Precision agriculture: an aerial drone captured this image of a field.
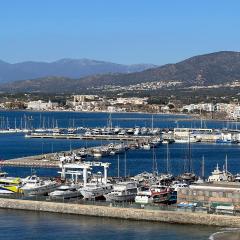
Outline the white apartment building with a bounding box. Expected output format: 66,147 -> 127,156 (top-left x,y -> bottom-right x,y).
27,100 -> 58,110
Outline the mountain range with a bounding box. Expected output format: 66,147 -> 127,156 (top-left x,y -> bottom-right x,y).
1,51 -> 240,93
0,58 -> 156,83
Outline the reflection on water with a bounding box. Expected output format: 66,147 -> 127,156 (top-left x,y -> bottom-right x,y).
0,209 -> 216,240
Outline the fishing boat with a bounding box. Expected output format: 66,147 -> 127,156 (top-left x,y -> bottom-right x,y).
150,185 -> 172,203
49,184 -> 82,199
135,185 -> 172,204
21,175 -> 59,196
104,181 -> 138,202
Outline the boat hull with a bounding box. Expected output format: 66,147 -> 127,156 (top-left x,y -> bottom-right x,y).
21,183 -> 59,196
50,190 -> 82,199
104,193 -> 136,202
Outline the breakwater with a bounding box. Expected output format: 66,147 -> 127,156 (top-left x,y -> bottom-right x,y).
1,198 -> 240,227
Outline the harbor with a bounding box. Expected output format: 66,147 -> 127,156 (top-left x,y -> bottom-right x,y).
1,111 -> 240,231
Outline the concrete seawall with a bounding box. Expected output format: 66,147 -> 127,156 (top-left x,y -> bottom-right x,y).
1,198 -> 240,227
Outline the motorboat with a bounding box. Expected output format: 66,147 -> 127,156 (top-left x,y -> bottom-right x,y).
49,184 -> 82,199
127,128 -> 134,135
135,187 -> 153,204
21,175 -> 59,196
178,172 -> 197,182
141,143 -> 151,150
92,148 -> 102,158
171,181 -> 188,192
150,137 -> 162,147
80,182 -> 113,199
104,181 -> 138,202
0,177 -> 22,194
134,127 -> 140,136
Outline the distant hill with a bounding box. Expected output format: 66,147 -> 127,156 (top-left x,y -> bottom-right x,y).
1,51 -> 240,93
0,58 -> 156,83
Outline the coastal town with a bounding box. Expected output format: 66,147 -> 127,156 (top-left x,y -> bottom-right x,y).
1,94 -> 240,120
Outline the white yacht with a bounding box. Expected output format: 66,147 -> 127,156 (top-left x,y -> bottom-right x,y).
49,184 -> 82,199
21,175 -> 59,196
208,164 -> 229,182
104,181 -> 138,202
80,182 -> 113,199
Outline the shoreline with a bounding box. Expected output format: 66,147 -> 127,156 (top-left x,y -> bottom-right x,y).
0,108 -> 235,122
1,198 -> 240,227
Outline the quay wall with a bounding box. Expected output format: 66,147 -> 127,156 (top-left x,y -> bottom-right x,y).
1,198 -> 240,227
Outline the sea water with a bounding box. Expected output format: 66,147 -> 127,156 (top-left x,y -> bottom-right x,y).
0,209 -> 218,240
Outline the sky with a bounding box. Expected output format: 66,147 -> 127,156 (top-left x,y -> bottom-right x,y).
1,0 -> 240,65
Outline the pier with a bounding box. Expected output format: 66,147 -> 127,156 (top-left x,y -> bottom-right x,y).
0,198 -> 240,227
25,133 -> 152,141
0,154 -> 60,168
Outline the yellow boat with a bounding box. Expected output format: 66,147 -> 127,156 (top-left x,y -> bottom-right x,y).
0,177 -> 23,194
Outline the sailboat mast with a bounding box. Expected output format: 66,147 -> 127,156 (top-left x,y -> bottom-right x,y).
201,155 -> 205,179
225,154 -> 228,173
124,151 -> 127,178
188,129 -> 192,173
166,143 -> 169,173
117,155 -> 120,179
152,146 -> 155,174
151,114 -> 153,132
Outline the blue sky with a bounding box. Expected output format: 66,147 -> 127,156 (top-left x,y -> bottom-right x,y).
1,0 -> 240,65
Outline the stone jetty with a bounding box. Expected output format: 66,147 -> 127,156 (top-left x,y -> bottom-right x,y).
1,198 -> 240,227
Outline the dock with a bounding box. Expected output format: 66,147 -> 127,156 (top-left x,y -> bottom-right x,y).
25,133 -> 152,141
0,153 -> 60,168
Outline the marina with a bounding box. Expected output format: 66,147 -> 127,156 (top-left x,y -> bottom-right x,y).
1,111 -> 240,240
